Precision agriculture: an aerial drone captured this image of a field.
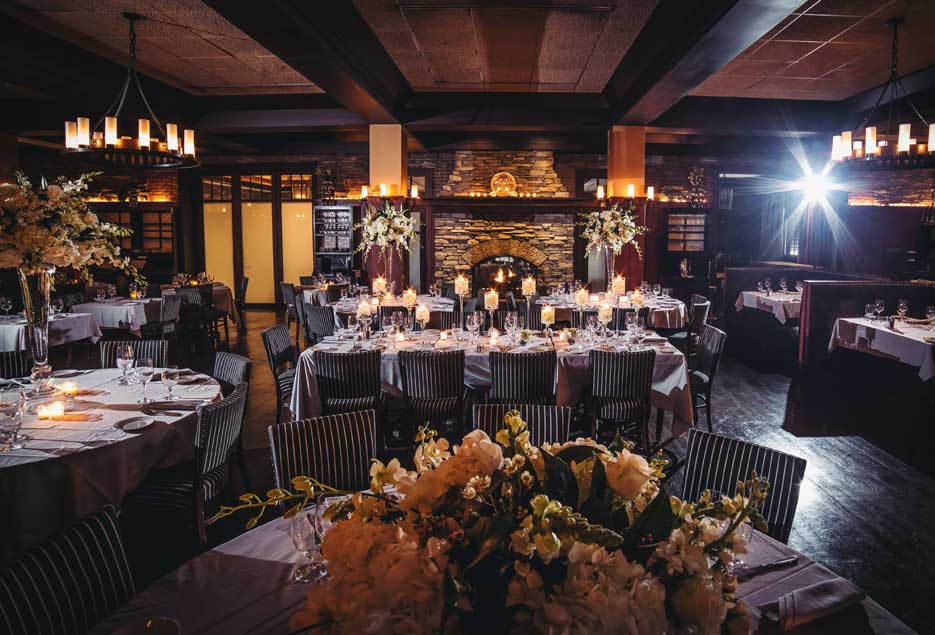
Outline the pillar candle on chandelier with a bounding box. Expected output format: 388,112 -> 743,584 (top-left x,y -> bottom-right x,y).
105,117 -> 118,147
76,117 -> 90,147
626,183 -> 635,198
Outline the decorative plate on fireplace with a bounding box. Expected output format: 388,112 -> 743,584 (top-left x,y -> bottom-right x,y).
490,172 -> 517,197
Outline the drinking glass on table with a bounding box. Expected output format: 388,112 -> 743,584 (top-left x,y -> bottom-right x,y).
290,505 -> 328,583
136,358 -> 154,404
874,298 -> 885,319
504,311 -> 518,344
346,315 -> 359,340
0,296 -> 11,316
755,281 -> 764,293
897,298 -> 909,320
116,344 -> 134,385
864,304 -> 875,320
52,298 -> 64,315
107,284 -> 117,300
635,318 -> 647,348
926,306 -> 935,330
795,280 -> 804,293
779,278 -> 788,292
95,289 -> 105,303
161,366 -> 179,401
381,315 -> 393,337
764,278 -> 772,293
652,283 -> 661,297
0,387 -> 25,452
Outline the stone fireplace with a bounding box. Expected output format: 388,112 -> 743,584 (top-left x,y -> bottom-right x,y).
472,255 -> 539,297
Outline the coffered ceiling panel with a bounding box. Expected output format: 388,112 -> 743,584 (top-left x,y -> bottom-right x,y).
3,0 -> 322,95
353,0 -> 658,92
692,0 -> 935,101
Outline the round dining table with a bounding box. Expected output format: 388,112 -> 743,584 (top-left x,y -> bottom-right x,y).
69,298 -> 161,334
0,368 -> 222,562
322,294 -> 456,329
0,313 -> 102,352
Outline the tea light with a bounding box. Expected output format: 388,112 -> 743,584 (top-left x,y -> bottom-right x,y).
415,303 -> 430,323
402,288 -> 418,308
396,331 -> 406,342
129,290 -> 139,299
541,304 -> 555,327
356,302 -> 372,318
383,291 -> 395,302
37,401 -> 65,420
612,274 -> 626,295
379,183 -> 388,197
489,328 -> 499,346
522,276 -> 537,297
439,331 -> 448,341
575,287 -> 590,309
484,289 -> 499,311
455,274 -> 469,297
57,381 -> 78,397
372,275 -> 387,294
598,303 -> 613,325
632,289 -> 644,307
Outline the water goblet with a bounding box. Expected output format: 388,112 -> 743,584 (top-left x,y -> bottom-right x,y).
864,304 -> 875,320
764,278 -> 772,293
874,298 -> 885,319
107,285 -> 117,300
52,298 -> 65,315
926,305 -> 935,330
116,344 -> 135,385
779,278 -> 788,293
897,298 -> 909,320
346,315 -> 359,340
755,281 -> 764,293
795,280 -> 804,293
0,387 -> 25,452
161,366 -> 179,401
96,289 -> 106,303
652,284 -> 661,297
136,358 -> 155,404
291,505 -> 328,583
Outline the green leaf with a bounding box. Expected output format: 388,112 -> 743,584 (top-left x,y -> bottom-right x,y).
622,488 -> 677,563
466,517 -> 514,569
542,450 -> 579,510
589,456 -> 608,501
579,459 -> 611,524
555,444 -> 607,466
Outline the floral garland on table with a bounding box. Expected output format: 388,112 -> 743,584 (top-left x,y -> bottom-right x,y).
354,200 -> 414,261
0,172 -> 141,282
217,414 -> 769,634
579,203 -> 649,258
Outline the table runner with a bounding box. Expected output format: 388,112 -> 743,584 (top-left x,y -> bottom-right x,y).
92,518 -> 910,635
0,313 -> 102,352
536,296 -> 687,329
290,334 -> 693,433
0,368 -> 221,560
70,299 -> 160,333
829,317 -> 935,382
735,291 -> 801,324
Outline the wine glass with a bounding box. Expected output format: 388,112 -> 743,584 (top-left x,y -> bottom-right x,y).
795,280 -> 804,293
467,312 -> 480,343
874,299 -> 885,319
652,284 -> 661,297
504,311 -> 518,345
107,284 -> 117,300
381,315 -> 393,337
53,298 -> 65,315
290,506 -> 328,583
897,298 -> 909,320
136,358 -> 155,404
779,278 -> 788,293
625,311 -> 638,335
926,305 -> 935,330
0,296 -> 11,317
764,278 -> 772,293
161,366 -> 179,401
864,303 -> 875,320
634,317 -> 647,348
0,387 -> 25,452
95,289 -> 105,303
116,345 -> 134,385
755,281 -> 764,293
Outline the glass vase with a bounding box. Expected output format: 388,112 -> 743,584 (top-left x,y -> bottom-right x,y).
604,248 -> 616,293
17,265 -> 54,393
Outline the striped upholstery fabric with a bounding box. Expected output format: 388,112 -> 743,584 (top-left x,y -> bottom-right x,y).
682,429 -> 807,543
196,382 -> 249,477
0,505 -> 134,635
177,286 -> 203,306
433,310 -> 455,331
589,349 -> 655,423
262,325 -> 297,421
525,297 -> 543,331
303,302 -> 337,343
268,410 -> 377,492
570,310 -> 598,329
212,351 -> 253,388
99,339 -> 168,368
0,349 -> 31,379
615,306 -> 650,330
473,404 -> 571,446
489,350 -> 557,405
399,350 -> 465,425
313,350 -> 382,415
159,293 -> 182,337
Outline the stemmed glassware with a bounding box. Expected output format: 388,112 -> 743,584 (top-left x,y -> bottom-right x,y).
95,289 -> 106,303
0,387 -> 25,452
0,296 -> 11,317
652,284 -> 661,298
864,303 -> 875,320
504,311 -> 518,346
136,357 -> 154,404
779,278 -> 788,293
107,284 -> 117,300
466,312 -> 481,346
874,298 -> 885,320
926,305 -> 935,331
795,280 -> 804,293
764,278 -> 772,294
634,317 -> 647,349
897,298 -> 909,320
290,503 -> 329,583
116,345 -> 134,385
52,298 -> 64,316
755,281 -> 764,293
161,366 -> 179,401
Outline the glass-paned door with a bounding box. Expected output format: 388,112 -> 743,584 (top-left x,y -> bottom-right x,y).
281,174 -> 315,284
202,176 -> 235,290
241,175 -> 275,303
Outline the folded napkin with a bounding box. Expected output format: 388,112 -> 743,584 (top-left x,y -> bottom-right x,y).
642,334 -> 666,343
144,400 -> 203,412
758,578 -> 865,630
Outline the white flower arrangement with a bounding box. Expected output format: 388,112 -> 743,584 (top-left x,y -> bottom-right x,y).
0,172 -> 139,281
355,200 -> 414,260
579,203 -> 649,258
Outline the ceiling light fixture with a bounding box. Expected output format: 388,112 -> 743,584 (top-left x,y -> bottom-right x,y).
831,17 -> 933,167
63,13 -> 198,169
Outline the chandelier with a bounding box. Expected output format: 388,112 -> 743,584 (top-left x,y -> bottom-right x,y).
63,13 -> 198,169
831,17 -> 933,166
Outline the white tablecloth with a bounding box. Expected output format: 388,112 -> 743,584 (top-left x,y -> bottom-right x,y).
0,313 -> 102,352
162,284 -> 240,324
0,368 -> 221,560
537,296 -> 687,329
290,334 -> 693,433
829,317 -> 935,382
735,291 -> 801,324
322,295 -> 456,329
70,299 -> 159,333
92,517 -> 910,635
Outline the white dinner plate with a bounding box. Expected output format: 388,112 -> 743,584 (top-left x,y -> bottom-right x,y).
116,416 -> 155,432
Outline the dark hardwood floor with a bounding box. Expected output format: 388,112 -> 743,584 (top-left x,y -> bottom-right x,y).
113,308 -> 933,631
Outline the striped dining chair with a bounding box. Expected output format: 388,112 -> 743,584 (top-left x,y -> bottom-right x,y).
473,403 -> 572,446
123,382 -> 249,548
99,339 -> 168,368
570,309 -> 598,329
399,350 -> 466,436
0,349 -> 31,379
313,349 -> 383,417
669,299 -> 710,355
262,324 -> 298,427
489,350 -> 557,405
589,348 -> 656,451
690,325 -> 727,433
212,351 -> 253,390
524,296 -> 543,331
0,505 -> 135,634
681,429 -> 807,543
299,301 -> 337,347
268,409 -> 377,492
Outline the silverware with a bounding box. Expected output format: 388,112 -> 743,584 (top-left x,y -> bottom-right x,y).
735,555 -> 798,581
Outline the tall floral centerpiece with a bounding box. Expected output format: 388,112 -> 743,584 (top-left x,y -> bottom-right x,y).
579,203 -> 648,293
355,201 -> 414,287
0,173 -> 137,389
218,414 -> 768,634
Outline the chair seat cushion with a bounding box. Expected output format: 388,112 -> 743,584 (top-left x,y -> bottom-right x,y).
276,368 -> 296,400
123,461 -> 230,515
594,398 -> 647,421
668,331 -> 698,343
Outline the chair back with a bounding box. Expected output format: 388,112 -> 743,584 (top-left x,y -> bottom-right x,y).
313,350 -> 382,414
197,283 -> 215,307
279,282 -> 297,308
615,306 -> 650,330
473,403 -> 571,446
589,348 -> 655,403
212,351 -> 253,387
399,350 -> 465,400
99,339 -> 168,368
571,309 -> 598,329
695,325 -> 727,380
303,303 -> 337,341
0,505 -> 134,634
325,284 -> 347,304
683,429 -> 807,543
268,410 -> 377,491
237,277 -> 249,303
1,349 -> 31,379
195,382 -> 248,478
177,286 -> 204,306
261,324 -> 298,376
525,296 -> 543,331
489,350 -> 557,404
160,293 -> 182,323
299,276 -> 316,286
690,293 -> 708,306
689,300 -> 711,334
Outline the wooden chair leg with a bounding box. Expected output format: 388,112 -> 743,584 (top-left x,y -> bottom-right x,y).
655,408 -> 665,443
223,316 -> 230,348
705,397 -> 713,432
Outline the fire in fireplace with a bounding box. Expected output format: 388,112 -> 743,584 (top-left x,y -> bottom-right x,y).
472,255 -> 539,296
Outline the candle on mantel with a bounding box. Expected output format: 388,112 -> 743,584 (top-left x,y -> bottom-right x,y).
598,303 -> 613,326
372,275 -> 387,295
454,274 -> 469,297
596,184 -> 605,200
522,276 -> 537,297
379,183 -> 388,197
402,288 -> 418,308
541,304 -> 555,327
57,381 -> 78,397
415,303 -> 430,324
484,289 -> 499,311
612,274 -> 626,295
575,287 -> 590,309
360,185 -> 369,198
627,183 -> 636,198
37,401 -> 65,420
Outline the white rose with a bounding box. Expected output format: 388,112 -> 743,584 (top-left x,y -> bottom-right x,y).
605,449 -> 653,500
454,429 -> 503,475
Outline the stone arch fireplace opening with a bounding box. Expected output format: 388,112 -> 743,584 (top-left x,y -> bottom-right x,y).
472,255 -> 539,296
